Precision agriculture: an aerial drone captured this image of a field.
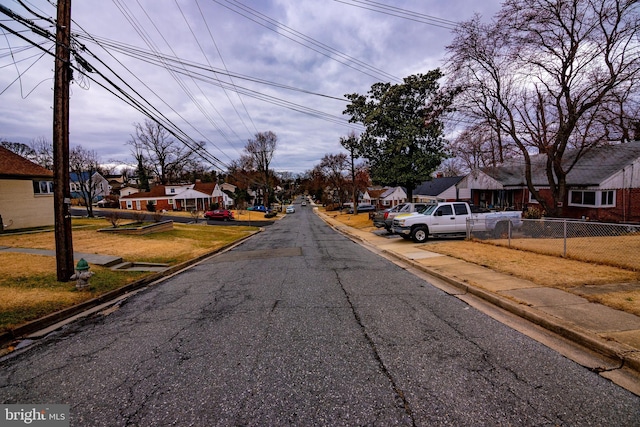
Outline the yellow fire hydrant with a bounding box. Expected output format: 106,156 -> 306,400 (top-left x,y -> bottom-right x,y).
70,258 -> 94,290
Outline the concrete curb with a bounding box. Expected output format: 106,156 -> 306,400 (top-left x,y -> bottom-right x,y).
383,250 -> 640,374
316,210 -> 640,375
0,230 -> 261,348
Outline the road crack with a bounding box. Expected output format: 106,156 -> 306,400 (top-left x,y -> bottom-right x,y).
332,269 -> 417,426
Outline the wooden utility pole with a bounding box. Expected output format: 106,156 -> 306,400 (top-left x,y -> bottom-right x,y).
53,0 -> 74,281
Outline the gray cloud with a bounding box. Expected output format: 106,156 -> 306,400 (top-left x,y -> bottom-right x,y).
0,0 -> 501,174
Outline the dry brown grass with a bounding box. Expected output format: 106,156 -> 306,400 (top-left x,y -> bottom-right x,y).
322,209 -> 377,230
425,241 -> 639,288
323,208 -> 640,316
0,220 -> 257,332
426,241 -> 640,316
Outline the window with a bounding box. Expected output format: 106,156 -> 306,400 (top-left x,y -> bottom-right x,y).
601,190 -> 615,207
569,190 -> 615,207
33,180 -> 54,195
453,203 -> 468,216
435,205 -> 453,216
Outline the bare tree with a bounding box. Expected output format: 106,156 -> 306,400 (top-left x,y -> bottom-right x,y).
69,145 -> 102,218
445,0 -> 640,215
449,122 -> 518,171
319,153 -> 350,208
29,137 -> 54,170
128,120 -> 202,185
1,140 -> 35,159
244,131 -> 278,207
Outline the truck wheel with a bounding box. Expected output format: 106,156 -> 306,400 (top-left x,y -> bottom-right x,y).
411,226 -> 429,243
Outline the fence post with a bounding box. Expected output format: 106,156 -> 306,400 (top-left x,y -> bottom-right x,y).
508,220 -> 512,247
563,219 -> 567,257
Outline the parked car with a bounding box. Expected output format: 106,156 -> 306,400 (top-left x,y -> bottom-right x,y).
347,204 -> 376,214
204,209 -> 234,221
247,205 -> 271,213
286,205 -> 295,213
372,203 -> 431,232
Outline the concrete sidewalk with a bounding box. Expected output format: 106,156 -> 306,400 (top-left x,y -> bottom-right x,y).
316,210 -> 640,387
0,246 -> 123,267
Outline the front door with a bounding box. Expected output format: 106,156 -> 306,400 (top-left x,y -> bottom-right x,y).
430,204 -> 455,233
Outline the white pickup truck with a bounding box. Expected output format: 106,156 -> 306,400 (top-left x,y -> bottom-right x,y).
391,201 -> 522,243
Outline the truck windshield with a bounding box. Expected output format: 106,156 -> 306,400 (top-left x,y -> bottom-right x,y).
421,204 -> 438,215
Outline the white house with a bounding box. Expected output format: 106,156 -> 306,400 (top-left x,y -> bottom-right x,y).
363,186 -> 407,208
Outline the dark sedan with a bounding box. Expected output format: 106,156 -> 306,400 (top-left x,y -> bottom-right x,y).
204,209 -> 234,221
247,205 -> 271,213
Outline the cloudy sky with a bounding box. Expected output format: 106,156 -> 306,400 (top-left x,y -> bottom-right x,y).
1,0 -> 501,174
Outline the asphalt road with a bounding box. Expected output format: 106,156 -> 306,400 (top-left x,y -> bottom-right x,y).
2,203 -> 639,426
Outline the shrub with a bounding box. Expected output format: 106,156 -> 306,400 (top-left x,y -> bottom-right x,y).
131,211 -> 145,223
105,211 -> 122,228
523,206 -> 544,219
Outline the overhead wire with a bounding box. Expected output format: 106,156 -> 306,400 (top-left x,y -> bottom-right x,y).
3,0 -> 428,175
332,0 -> 458,30
123,0 -> 240,165
212,0 -> 402,84
71,32 -> 357,125
194,0 -> 259,138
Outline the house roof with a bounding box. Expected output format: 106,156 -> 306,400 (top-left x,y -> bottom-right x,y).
120,185 -> 168,199
120,184 -> 212,200
413,176 -> 464,196
0,146 -> 53,179
367,188 -> 388,199
193,182 -> 217,195
482,141 -> 640,187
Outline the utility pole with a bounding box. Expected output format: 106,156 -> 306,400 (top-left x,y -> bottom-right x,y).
53,0 -> 74,281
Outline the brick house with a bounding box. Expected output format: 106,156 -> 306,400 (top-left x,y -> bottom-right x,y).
119,182 -> 228,211
457,142 -> 640,223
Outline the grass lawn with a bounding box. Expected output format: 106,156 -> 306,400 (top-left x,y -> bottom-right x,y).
323,208 -> 640,317
0,217 -> 258,333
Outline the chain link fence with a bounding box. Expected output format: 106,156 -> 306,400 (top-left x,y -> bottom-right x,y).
467,218 -> 640,271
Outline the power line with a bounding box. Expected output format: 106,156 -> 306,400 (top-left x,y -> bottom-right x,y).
212,0 -> 402,84
333,0 -> 458,30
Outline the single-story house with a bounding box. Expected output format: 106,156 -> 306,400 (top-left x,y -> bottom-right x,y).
118,182 -> 230,211
457,141 -> 640,222
412,176 -> 464,203
0,146 -> 54,230
363,186 -> 407,209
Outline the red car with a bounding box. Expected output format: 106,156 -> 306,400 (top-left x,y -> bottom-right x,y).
204,209 -> 234,221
